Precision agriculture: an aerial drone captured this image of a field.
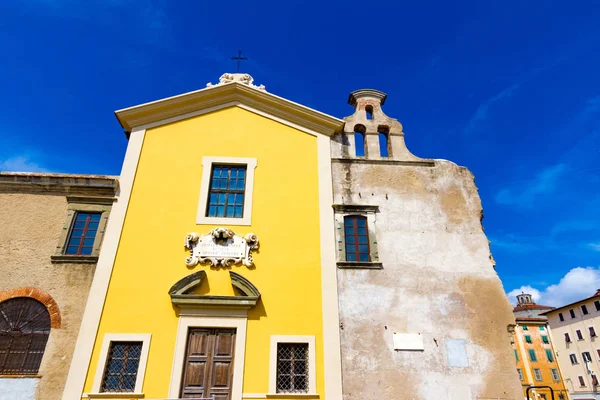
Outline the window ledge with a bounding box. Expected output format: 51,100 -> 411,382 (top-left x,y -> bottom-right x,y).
51,255 -> 99,264
337,261 -> 383,269
266,394 -> 319,398
0,375 -> 41,379
85,393 -> 144,399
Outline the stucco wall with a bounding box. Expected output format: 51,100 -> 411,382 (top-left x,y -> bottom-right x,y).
0,193 -> 97,400
332,90 -> 522,400
332,160 -> 522,399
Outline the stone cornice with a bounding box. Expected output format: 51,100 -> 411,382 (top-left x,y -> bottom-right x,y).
115,82 -> 344,136
331,158 -> 435,167
0,172 -> 118,197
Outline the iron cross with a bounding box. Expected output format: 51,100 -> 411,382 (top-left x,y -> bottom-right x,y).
231,50 -> 247,72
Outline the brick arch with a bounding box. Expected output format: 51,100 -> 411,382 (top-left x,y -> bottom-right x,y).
0,287 -> 61,328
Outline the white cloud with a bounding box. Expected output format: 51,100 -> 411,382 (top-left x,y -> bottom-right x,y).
0,156 -> 47,172
589,243 -> 600,252
507,266 -> 600,307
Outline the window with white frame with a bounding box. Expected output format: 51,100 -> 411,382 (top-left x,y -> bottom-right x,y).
196,157 -> 257,226
533,368 -> 542,381
551,368 -> 560,382
269,336 -> 316,395
91,334 -> 151,395
517,368 -> 524,381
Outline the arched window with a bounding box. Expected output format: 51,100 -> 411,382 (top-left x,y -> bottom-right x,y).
365,105 -> 373,120
0,297 -> 51,375
354,125 -> 366,157
344,215 -> 370,262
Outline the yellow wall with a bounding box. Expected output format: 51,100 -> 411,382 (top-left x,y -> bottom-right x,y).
82,107 -> 325,398
513,323 -> 569,399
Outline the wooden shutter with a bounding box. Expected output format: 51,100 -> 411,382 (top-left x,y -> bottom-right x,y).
180,328 -> 236,400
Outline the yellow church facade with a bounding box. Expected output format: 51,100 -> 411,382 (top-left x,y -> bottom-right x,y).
61,74 -> 345,400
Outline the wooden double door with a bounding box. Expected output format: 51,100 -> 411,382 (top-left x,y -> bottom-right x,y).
180,328 -> 236,400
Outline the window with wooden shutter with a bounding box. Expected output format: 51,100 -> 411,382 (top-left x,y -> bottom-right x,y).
344,216 -> 370,262
0,297 -> 50,375
579,375 -> 586,387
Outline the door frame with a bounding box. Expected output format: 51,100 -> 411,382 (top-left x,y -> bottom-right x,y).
168,313 -> 247,400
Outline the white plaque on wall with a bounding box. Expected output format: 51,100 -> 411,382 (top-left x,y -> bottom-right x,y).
393,333 -> 424,351
184,228 -> 259,268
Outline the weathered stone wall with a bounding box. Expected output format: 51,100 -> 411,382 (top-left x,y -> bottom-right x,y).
0,193 -> 97,400
0,171 -> 116,400
332,90 -> 522,400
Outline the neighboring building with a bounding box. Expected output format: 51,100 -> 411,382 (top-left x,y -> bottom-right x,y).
331,90 -> 522,399
543,291 -> 600,400
512,293 -> 569,400
0,172 -> 117,400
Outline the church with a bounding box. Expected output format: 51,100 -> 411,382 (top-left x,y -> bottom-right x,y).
1,72 -> 522,400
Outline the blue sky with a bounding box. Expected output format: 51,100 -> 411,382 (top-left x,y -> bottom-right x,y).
1,1 -> 599,306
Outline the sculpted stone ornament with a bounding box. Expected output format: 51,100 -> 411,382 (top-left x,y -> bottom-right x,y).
206,73 -> 266,91
184,228 -> 259,268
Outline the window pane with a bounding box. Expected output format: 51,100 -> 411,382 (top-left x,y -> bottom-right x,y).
217,206 -> 225,217
235,194 -> 244,205
234,206 -> 243,217
80,247 -> 93,255
358,245 -> 369,253
359,254 -> 370,262
358,236 -> 368,244
74,221 -> 86,229
356,218 -> 367,227
101,342 -> 142,393
226,206 -> 234,216
346,253 -> 357,261
357,227 -> 367,235
345,235 -> 355,244
344,227 -> 355,235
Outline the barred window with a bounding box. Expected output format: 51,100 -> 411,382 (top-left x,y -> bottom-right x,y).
344,216 -> 370,262
100,342 -> 142,393
276,343 -> 309,393
65,212 -> 101,255
0,297 -> 50,375
206,166 -> 246,218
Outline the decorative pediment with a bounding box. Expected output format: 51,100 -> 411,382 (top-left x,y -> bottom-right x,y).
184,228 -> 259,268
168,271 -> 260,310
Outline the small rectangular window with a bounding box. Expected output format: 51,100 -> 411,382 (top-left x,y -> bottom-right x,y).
551,368 -> 560,382
583,351 -> 592,362
522,325 -> 529,331
570,309 -> 576,319
590,327 -> 597,337
593,374 -> 599,386
577,330 -> 584,340
595,300 -> 600,311
276,343 -> 309,393
570,353 -> 578,364
65,212 -> 101,255
517,368 -> 524,381
582,304 -> 589,315
559,313 -> 564,322
565,333 -> 571,342
542,335 -> 549,344
344,216 -> 370,262
533,368 -> 542,381
529,349 -> 537,362
100,341 -> 142,393
525,335 -> 532,343
579,375 -> 586,387
546,349 -> 554,362
206,165 -> 246,218
539,326 -> 545,331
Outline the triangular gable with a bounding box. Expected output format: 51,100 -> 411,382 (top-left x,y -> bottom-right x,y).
115,74 -> 344,136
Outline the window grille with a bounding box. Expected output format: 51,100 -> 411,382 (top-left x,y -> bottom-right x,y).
0,297 -> 50,375
276,343 -> 309,393
206,166 -> 246,218
344,216 -> 370,262
66,212 -> 101,255
100,341 -> 142,393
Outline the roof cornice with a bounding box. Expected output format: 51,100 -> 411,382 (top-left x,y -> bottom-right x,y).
115,82 -> 344,136
0,172 -> 118,197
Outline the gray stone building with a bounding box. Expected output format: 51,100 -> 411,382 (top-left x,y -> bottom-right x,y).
331,90 -> 522,399
0,172 -> 117,400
